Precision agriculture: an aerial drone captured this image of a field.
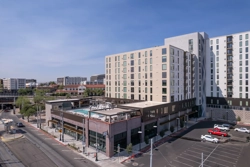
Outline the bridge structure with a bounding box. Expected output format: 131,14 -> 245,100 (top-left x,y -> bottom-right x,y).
0,93 -> 33,110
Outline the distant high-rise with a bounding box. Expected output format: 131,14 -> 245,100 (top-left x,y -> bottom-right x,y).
57,76 -> 87,86
90,74 -> 105,82
3,78 -> 26,90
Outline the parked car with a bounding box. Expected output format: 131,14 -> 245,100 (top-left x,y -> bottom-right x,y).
222,124 -> 233,129
234,127 -> 250,133
214,124 -> 229,131
16,122 -> 25,127
208,128 -> 228,137
201,135 -> 219,143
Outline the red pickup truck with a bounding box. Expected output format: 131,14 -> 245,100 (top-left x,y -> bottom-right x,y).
208,128 -> 228,137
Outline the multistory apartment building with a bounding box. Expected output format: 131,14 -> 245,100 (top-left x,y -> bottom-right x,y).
105,45 -> 195,103
3,78 -> 26,90
90,74 -> 105,83
56,76 -> 87,86
207,31 -> 249,99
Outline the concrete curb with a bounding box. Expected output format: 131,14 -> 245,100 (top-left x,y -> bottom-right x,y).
1,134 -> 24,142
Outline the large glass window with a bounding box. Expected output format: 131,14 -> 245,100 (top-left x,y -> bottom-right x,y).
162,48 -> 167,55
131,127 -> 141,146
162,80 -> 167,86
162,88 -> 167,94
162,64 -> 167,70
89,130 -> 106,153
114,132 -> 127,153
162,56 -> 167,63
162,72 -> 167,78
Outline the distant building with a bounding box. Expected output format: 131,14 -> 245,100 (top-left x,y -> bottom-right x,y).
57,76 -> 87,86
3,78 -> 26,90
0,79 -> 3,85
26,79 -> 37,88
90,74 -> 105,82
56,84 -> 105,95
80,81 -> 104,85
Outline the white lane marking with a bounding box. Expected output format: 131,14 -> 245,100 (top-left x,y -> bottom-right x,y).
172,160 -> 192,167
205,159 -> 229,167
217,145 -> 241,153
218,145 -> 242,152
178,154 -> 211,167
191,146 -> 239,157
74,158 -> 85,159
207,155 -> 237,164
199,144 -> 219,167
187,149 -> 238,161
177,156 -> 203,165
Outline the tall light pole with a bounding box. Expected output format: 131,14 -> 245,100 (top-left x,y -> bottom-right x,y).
138,131 -> 142,151
82,119 -> 85,154
150,138 -> 153,167
60,106 -> 64,142
153,125 -> 157,142
226,111 -> 229,122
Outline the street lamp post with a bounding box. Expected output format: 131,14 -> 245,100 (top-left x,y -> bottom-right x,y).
92,122 -> 99,161
60,111 -> 64,142
138,131 -> 142,151
153,125 -> 157,142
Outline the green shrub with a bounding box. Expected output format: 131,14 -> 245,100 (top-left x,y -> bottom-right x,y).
159,130 -> 165,137
126,143 -> 133,154
170,125 -> 175,133
237,116 -> 241,122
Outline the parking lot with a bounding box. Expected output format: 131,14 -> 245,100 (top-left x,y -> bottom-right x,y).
124,121 -> 250,167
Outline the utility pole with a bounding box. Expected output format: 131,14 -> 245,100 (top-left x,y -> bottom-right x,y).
150,138 -> 153,167
39,105 -> 41,129
37,105 -> 39,128
82,119 -> 85,154
201,152 -> 203,167
61,111 -> 64,142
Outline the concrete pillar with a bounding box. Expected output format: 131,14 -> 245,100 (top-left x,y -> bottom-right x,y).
75,126 -> 78,140
168,115 -> 170,130
1,103 -> 3,110
106,132 -> 114,157
85,119 -> 89,147
141,122 -> 145,143
127,120 -> 131,145
157,118 -> 160,134
79,102 -> 81,108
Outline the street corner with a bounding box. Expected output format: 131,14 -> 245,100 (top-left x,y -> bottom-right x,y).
1,133 -> 24,142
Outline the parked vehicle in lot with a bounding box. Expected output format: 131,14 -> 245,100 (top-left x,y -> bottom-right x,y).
222,124 -> 233,129
234,127 -> 250,133
201,135 -> 219,143
16,122 -> 25,127
214,124 -> 229,131
208,128 -> 228,137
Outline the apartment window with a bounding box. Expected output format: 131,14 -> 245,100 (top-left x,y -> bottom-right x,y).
123,55 -> 127,60
145,87 -> 147,93
240,74 -> 242,79
150,88 -> 153,93
150,95 -> 153,101
246,34 -> 249,39
246,80 -> 249,85
239,93 -> 242,98
150,50 -> 152,56
246,41 -> 249,46
246,61 -> 248,66
150,80 -> 153,86
246,74 -> 249,79
150,73 -> 153,78
138,73 -> 141,79
150,58 -> 152,64
138,81 -> 141,86
109,57 -> 111,62
145,58 -> 147,64
239,41 -> 242,47
131,60 -> 134,66
162,72 -> 167,78
145,73 -> 147,79
131,74 -> 134,79
171,48 -> 174,55
216,45 -> 219,50
216,57 -> 219,61
162,64 -> 167,70
130,53 -> 134,59
210,40 -> 213,45
162,96 -> 167,102
131,80 -> 134,86
240,61 -> 242,66
145,51 -> 147,57
240,67 -> 242,72
246,87 -> 249,92
246,54 -> 249,59
138,52 -> 141,58
118,56 -> 120,61
123,74 -> 127,79
150,65 -> 152,71
239,35 -> 242,40
138,59 -> 141,65
240,48 -> 242,53
162,48 -> 167,55
145,66 -> 147,72
240,101 -> 242,106
216,39 -> 219,44
246,94 -> 249,99
240,80 -> 242,85
162,88 -> 167,94
216,51 -> 219,56
246,47 -> 249,53
138,66 -> 141,72
131,94 -> 134,100
162,56 -> 167,63
246,67 -> 249,72
123,87 -> 127,92
162,80 -> 167,86
131,87 -> 134,93
131,67 -> 134,72
123,67 -> 127,73
123,61 -> 127,66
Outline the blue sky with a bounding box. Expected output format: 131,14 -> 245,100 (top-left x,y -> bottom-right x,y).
0,0 -> 249,82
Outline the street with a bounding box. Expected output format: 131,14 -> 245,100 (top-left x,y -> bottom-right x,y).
0,111 -> 99,167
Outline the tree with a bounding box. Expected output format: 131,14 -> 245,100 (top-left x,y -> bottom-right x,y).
49,81 -> 56,85
84,88 -> 91,96
58,85 -> 64,90
15,96 -> 30,109
237,116 -> 241,122
66,94 -> 71,99
170,125 -> 175,133
126,143 -> 133,155
20,103 -> 36,122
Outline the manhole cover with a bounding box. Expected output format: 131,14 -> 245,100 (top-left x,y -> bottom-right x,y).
132,162 -> 139,166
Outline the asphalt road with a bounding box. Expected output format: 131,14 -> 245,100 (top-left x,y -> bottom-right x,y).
0,111 -> 99,167
124,121 -> 250,167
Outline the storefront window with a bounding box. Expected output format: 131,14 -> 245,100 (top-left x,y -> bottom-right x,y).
89,130 -> 106,152
114,132 -> 127,154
